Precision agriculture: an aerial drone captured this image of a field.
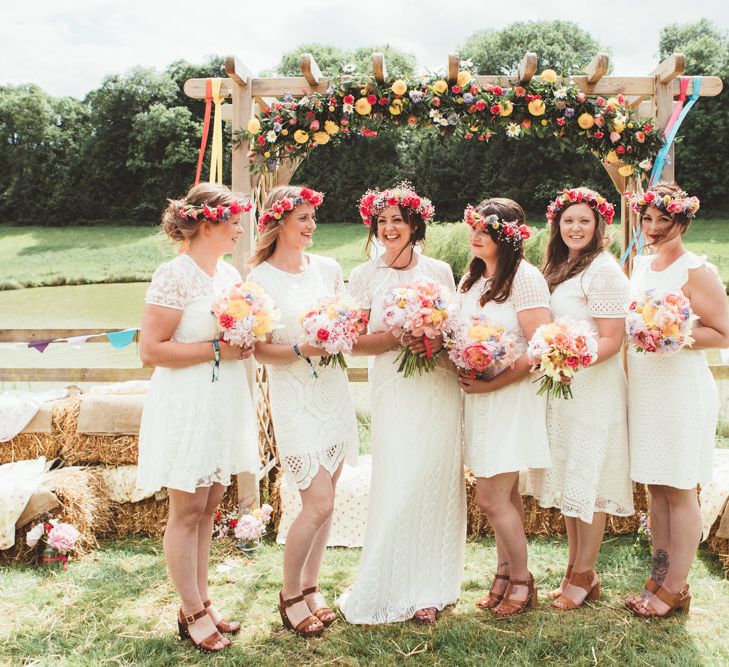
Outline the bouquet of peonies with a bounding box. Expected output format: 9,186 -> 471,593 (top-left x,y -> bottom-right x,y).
234,504 -> 274,551
299,296 -> 369,370
213,510 -> 240,541
527,318 -> 598,399
212,281 -> 279,347
448,315 -> 519,379
381,280 -> 457,377
25,519 -> 80,569
626,290 -> 695,353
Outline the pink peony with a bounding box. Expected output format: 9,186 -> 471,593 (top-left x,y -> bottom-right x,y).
46,522 -> 80,554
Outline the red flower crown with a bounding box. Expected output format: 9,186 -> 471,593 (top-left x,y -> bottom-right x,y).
464,206 -> 531,245
175,197 -> 252,222
546,188 -> 615,225
358,181 -> 434,226
625,188 -> 700,219
257,187 -> 324,233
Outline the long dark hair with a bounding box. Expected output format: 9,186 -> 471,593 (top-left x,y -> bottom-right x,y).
364,205 -> 426,266
460,198 -> 525,306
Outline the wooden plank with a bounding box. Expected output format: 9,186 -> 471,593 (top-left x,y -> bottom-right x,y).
184,78 -> 234,99
0,329 -> 138,343
299,53 -> 322,86
347,367 -> 368,382
224,55 -> 252,87
221,104 -> 233,122
586,53 -> 609,84
0,368 -> 153,382
651,53 -> 685,84
518,52 -> 537,84
447,52 -> 459,82
654,77 -> 675,181
711,365 -> 729,380
372,52 -> 387,83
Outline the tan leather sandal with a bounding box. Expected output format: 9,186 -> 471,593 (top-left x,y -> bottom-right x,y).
177,608 -> 229,653
547,563 -> 574,600
630,584 -> 691,618
278,591 -> 325,637
492,573 -> 538,618
551,569 -> 600,610
476,573 -> 509,609
625,576 -> 660,611
302,585 -> 337,625
203,598 -> 240,634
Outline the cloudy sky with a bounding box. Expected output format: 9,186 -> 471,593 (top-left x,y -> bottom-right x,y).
1,0 -> 727,99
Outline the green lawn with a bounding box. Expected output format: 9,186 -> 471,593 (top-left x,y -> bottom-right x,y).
2,535 -> 728,665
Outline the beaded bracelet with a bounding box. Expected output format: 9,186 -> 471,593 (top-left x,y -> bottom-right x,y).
293,342 -> 319,379
212,339 -> 221,382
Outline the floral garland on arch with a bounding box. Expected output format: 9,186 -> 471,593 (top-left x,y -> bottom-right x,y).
234,68 -> 663,179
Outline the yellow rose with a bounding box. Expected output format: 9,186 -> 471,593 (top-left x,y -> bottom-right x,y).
226,299 -> 250,319
578,113 -> 595,129
612,120 -> 625,133
540,69 -> 558,83
467,324 -> 490,341
541,323 -> 561,344
324,120 -> 339,136
389,99 -> 404,115
431,310 -> 443,325
263,151 -> 270,158
252,314 -> 271,338
391,79 -> 407,96
313,131 -> 330,145
605,150 -> 619,164
281,129 -> 289,136
618,164 -> 634,177
606,97 -> 621,108
641,305 -> 657,325
247,118 -> 261,134
528,99 -> 546,116
457,70 -> 472,86
664,324 -> 680,339
499,100 -> 513,117
355,98 -> 372,115
432,79 -> 448,95
293,130 -> 309,144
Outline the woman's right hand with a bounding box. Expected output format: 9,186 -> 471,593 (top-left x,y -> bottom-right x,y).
299,342 -> 329,358
219,341 -> 254,360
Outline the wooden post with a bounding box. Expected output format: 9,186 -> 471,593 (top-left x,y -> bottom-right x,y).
372,52 -> 387,83
518,52 -> 537,84
586,53 -> 609,84
651,53 -> 686,184
300,53 -> 323,86
447,52 -> 459,83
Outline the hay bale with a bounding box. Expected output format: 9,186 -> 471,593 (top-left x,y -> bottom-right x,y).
707,530 -> 729,576
58,398 -> 138,466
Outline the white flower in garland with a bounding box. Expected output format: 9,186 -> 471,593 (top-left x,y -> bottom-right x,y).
266,130 -> 277,143
342,63 -> 356,74
506,123 -> 521,138
554,86 -> 568,99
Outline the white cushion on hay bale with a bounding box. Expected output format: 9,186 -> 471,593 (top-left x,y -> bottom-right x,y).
702,449 -> 729,540
277,455 -> 371,548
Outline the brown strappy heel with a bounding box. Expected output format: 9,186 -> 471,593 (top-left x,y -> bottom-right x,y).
278,591 -> 325,637
302,586 -> 337,625
413,607 -> 438,624
551,570 -> 600,610
547,564 -> 574,600
177,608 -> 229,653
203,599 -> 241,634
625,576 -> 660,611
630,584 -> 691,618
492,573 -> 538,618
476,573 -> 509,609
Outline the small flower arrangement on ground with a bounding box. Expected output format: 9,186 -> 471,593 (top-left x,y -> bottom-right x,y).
626,290 -> 695,353
299,296 -> 369,370
25,519 -> 80,569
212,281 -> 279,347
381,280 -> 457,377
527,318 -> 598,399
213,510 -> 240,541
448,314 -> 518,379
234,504 -> 274,552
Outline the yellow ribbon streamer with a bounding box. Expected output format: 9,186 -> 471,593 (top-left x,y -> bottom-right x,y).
209,78 -> 224,185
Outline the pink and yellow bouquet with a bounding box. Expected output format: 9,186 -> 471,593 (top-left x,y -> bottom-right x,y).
300,297 -> 369,370
212,281 -> 279,347
26,518 -> 80,568
527,318 -> 598,399
626,290 -> 695,353
381,280 -> 457,377
234,504 -> 274,545
448,315 -> 518,379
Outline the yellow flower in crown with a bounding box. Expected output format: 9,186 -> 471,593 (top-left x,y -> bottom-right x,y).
457,70 -> 472,86
500,101 -> 514,117
226,299 -> 250,319
324,120 -> 340,135
247,118 -> 261,134
355,98 -> 372,115
313,131 -> 330,145
391,79 -> 408,96
578,113 -> 595,129
528,99 -> 546,116
432,79 -> 448,95
294,130 -> 310,144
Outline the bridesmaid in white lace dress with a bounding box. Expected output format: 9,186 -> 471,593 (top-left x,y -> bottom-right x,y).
137,183 -> 259,653
247,186 -> 358,637
339,183 -> 466,625
456,199 -> 551,618
528,188 -> 633,611
624,183 -> 729,618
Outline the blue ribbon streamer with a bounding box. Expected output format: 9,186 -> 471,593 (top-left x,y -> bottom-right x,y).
106,328 -> 138,349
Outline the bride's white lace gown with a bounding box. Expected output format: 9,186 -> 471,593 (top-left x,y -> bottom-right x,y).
339,254 -> 466,625
527,251 -> 634,521
247,254 -> 358,489
136,254 -> 259,495
458,260 -> 552,478
628,251 -> 719,488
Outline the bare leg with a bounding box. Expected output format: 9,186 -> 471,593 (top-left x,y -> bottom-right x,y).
549,516 -> 578,598
648,485 -> 671,588
196,483 -> 228,625
558,513 -> 605,605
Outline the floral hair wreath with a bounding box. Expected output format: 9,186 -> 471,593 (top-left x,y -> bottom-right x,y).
175,197 -> 253,222
464,205 -> 531,245
625,188 -> 700,219
546,188 -> 615,226
257,187 -> 325,233
358,181 -> 434,226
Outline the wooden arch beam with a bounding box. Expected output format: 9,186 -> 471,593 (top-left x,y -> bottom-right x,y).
518,52 -> 537,84
300,53 -> 322,86
224,55 -> 252,87
448,52 -> 459,82
651,53 -> 686,83
373,52 -> 387,83
586,53 -> 609,84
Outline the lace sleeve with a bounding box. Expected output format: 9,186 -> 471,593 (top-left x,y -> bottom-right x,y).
348,264 -> 372,309
333,263 -> 346,297
587,254 -> 630,318
511,263 -> 550,312
145,261 -> 186,310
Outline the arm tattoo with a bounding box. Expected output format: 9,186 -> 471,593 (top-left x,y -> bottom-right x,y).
651,549 -> 669,584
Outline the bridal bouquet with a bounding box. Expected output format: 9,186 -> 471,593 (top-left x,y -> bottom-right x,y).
212,281 -> 279,347
626,290 -> 695,353
25,518 -> 80,569
448,315 -> 518,379
527,318 -> 598,399
381,280 -> 457,377
299,296 -> 369,370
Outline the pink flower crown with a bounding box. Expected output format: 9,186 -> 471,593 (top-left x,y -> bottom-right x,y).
464,206 -> 531,245
625,188 -> 700,219
257,187 -> 324,233
175,197 -> 252,222
358,181 -> 434,226
546,188 -> 615,225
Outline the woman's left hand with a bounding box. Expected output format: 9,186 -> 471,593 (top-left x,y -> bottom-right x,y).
408,333 -> 444,357
457,370 -> 493,394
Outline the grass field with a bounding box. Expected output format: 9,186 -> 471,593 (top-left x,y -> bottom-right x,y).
2,535 -> 728,666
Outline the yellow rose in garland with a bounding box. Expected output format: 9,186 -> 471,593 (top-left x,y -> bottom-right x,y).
313,131 -> 330,145
500,100 -> 514,117
605,150 -> 619,164
324,120 -> 339,136
391,79 -> 407,96
618,164 -> 633,177
294,130 -> 310,144
457,70 -> 472,86
247,118 -> 261,134
355,98 -> 372,115
578,113 -> 595,130
528,99 -> 546,116
432,79 -> 448,95
389,98 -> 404,116
540,69 -> 558,83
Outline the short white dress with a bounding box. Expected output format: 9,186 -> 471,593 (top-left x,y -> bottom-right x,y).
459,260 -> 552,478
628,251 -> 720,488
247,254 -> 358,489
339,254 -> 466,625
528,252 -> 634,521
136,254 -> 259,495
